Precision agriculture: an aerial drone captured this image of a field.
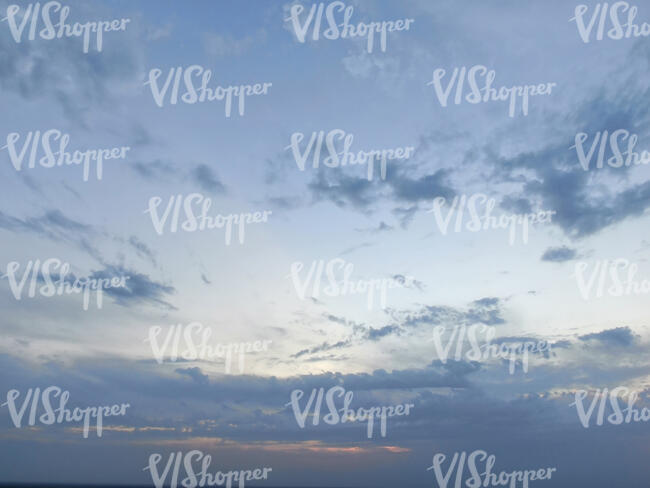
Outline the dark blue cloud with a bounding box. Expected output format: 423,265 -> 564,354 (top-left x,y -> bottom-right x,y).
90,264 -> 176,309
579,327 -> 639,348
175,366 -> 209,385
191,164 -> 226,194
541,246 -> 578,262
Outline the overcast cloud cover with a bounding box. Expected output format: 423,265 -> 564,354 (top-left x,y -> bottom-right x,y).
1,0 -> 650,486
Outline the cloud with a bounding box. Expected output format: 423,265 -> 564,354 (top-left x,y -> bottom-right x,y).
340,242 -> 374,256
176,367 -> 209,385
386,168 -> 455,203
0,322 -> 649,486
323,314 -> 354,326
89,264 -> 176,310
266,196 -> 303,210
128,123 -> 154,148
0,2 -> 143,122
130,159 -> 177,181
191,164 -> 226,195
127,236 -> 157,267
392,274 -> 425,291
305,166 -> 455,227
579,327 -> 639,348
301,354 -> 350,363
391,205 -> 418,228
289,298 -> 507,364
61,181 -> 83,201
500,195 -> 533,215
391,297 -> 506,329
293,298 -> 505,362
356,221 -> 394,233
130,161 -> 227,196
292,339 -> 353,359
367,325 -> 401,341
16,172 -> 44,196
203,32 -> 259,58
145,23 -> 173,41
264,156 -> 291,185
308,171 -> 378,211
0,209 -> 90,236
0,210 -> 161,275
482,78 -> 650,240
541,246 -> 578,263
0,209 -> 100,259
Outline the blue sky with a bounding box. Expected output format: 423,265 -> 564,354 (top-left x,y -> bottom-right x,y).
1,0 -> 650,486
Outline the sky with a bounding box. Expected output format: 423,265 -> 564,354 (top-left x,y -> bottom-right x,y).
1,0 -> 650,486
